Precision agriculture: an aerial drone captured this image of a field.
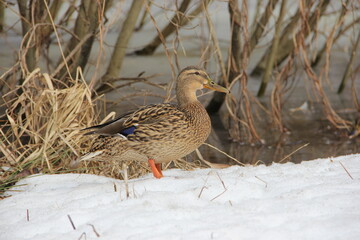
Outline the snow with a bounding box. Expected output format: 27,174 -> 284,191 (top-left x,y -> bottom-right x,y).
1,154 -> 360,240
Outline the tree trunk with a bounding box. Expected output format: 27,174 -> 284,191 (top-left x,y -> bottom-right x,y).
96,0 -> 145,93
249,0 -> 279,54
56,0 -> 102,81
257,0 -> 287,96
77,0 -> 101,70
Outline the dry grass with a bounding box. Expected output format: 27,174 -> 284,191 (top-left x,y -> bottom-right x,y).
0,68 -> 94,191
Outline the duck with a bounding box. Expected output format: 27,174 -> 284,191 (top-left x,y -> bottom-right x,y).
81,66 -> 229,178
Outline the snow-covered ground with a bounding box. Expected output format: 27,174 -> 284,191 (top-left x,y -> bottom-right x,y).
1,154 -> 360,240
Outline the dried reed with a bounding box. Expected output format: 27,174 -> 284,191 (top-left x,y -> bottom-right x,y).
0,68 -> 95,191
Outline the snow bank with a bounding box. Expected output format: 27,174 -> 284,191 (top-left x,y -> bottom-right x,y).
1,154 -> 360,240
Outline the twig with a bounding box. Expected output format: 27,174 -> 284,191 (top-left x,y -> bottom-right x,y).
43,0 -> 72,80
51,33 -> 92,78
0,129 -> 18,164
77,232 -> 86,240
145,2 -> 176,102
122,163 -> 129,198
26,209 -> 29,221
87,224 -> 101,237
249,0 -> 279,53
204,2 -> 227,84
210,172 -> 227,201
278,143 -> 310,163
67,214 -> 76,230
132,184 -> 137,199
210,189 -> 227,202
339,161 -> 353,180
195,149 -> 213,168
134,0 -> 151,31
298,1 -> 350,130
270,57 -> 293,132
216,172 -> 227,190
203,143 -> 245,166
198,175 -> 209,199
338,27 -> 360,93
255,176 -> 267,188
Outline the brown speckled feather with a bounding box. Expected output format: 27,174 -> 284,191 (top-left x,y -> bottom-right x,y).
83,103 -> 177,136
84,102 -> 210,163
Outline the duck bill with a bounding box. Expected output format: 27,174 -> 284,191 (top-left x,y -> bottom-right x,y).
204,83 -> 230,93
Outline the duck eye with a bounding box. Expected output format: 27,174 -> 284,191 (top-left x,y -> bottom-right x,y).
194,72 -> 200,75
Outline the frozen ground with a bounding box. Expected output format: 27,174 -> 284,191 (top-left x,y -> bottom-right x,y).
1,154 -> 360,240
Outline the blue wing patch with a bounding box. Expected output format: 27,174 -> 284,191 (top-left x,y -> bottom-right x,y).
120,126 -> 136,136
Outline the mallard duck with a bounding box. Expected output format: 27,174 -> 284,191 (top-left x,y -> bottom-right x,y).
81,66 -> 229,178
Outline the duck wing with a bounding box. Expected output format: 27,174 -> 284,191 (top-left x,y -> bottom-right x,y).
83,103 -> 184,137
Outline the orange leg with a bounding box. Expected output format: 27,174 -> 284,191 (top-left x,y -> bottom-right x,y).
148,159 -> 163,179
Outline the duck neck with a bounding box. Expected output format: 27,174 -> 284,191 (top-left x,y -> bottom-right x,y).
176,85 -> 199,108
